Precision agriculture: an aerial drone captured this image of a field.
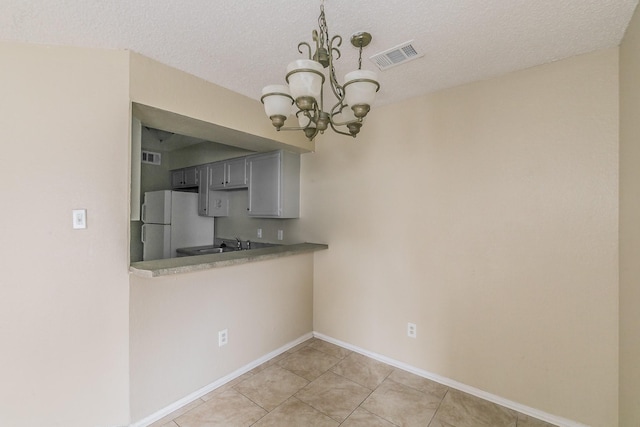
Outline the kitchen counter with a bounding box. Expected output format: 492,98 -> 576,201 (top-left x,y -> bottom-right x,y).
129,242 -> 328,278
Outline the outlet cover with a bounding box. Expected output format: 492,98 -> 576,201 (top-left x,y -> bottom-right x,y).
407,323 -> 417,338
218,329 -> 228,347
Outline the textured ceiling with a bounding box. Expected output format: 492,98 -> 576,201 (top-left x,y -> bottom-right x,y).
1,0 -> 638,108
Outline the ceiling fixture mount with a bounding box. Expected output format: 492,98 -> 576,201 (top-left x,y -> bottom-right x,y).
261,0 -> 380,141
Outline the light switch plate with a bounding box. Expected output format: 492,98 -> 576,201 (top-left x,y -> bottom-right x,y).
72,209 -> 87,229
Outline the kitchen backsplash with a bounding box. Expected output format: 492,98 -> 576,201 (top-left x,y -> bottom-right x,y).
214,190 -> 299,244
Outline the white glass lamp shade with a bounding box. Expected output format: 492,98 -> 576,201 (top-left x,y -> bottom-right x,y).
261,85 -> 293,119
344,70 -> 379,107
286,59 -> 324,102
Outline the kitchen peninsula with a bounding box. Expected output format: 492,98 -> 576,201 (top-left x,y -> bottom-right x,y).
130,242 -> 328,277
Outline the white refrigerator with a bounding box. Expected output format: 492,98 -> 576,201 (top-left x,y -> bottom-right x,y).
141,190 -> 214,261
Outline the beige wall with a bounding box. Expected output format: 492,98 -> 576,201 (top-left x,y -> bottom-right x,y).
0,43 -> 131,426
129,254 -> 314,421
296,49 -> 619,426
619,3 -> 640,426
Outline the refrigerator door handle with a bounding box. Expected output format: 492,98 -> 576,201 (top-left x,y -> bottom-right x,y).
141,224 -> 146,243
141,203 -> 147,223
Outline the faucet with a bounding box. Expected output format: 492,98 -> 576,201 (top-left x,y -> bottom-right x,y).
235,237 -> 242,250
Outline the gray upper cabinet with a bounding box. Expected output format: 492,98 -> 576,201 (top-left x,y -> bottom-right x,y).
247,150 -> 300,218
226,157 -> 248,188
197,164 -> 230,217
171,166 -> 199,188
208,162 -> 226,190
192,150 -> 300,218
197,165 -> 209,216
209,158 -> 248,190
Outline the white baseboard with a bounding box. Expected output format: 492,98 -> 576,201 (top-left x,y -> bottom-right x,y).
313,332 -> 588,427
129,332 -> 313,427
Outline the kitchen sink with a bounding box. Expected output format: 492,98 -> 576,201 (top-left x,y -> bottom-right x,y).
176,245 -> 237,256
176,241 -> 281,257
193,246 -> 236,254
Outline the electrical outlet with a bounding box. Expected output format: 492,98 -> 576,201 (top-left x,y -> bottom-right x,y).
257,228 -> 263,238
277,229 -> 284,241
218,329 -> 228,347
407,323 -> 417,338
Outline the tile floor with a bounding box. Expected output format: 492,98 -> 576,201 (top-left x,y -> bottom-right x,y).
149,338 -> 558,427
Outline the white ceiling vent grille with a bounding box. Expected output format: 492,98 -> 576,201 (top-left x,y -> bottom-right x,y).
369,40 -> 423,71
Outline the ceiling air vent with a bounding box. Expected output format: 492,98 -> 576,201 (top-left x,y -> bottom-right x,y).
369,40 -> 423,71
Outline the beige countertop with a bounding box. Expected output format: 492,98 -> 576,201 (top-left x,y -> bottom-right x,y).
129,242 -> 328,278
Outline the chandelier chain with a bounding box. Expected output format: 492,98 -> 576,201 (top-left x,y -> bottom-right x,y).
318,2 -> 344,100
318,1 -> 327,50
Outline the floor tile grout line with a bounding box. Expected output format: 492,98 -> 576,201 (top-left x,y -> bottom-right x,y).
341,405 -> 402,427
427,387 -> 450,427
282,341 -> 385,425
335,384 -> 379,426
235,362 -> 312,414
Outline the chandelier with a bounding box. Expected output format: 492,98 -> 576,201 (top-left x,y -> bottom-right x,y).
260,1 -> 380,141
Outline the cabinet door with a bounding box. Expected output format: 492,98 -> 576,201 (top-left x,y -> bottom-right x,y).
171,170 -> 185,188
184,166 -> 199,186
225,158 -> 247,188
209,162 -> 226,189
197,165 -> 210,216
248,152 -> 281,217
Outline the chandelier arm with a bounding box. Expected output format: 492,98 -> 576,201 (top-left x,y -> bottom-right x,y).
275,125 -> 315,131
341,78 -> 381,93
330,116 -> 362,127
297,42 -> 312,60
278,108 -> 319,130
277,111 -> 320,140
329,103 -> 362,127
328,100 -> 345,124
311,30 -> 322,60
274,124 -> 321,140
328,121 -> 355,137
327,35 -> 345,101
299,108 -> 320,128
